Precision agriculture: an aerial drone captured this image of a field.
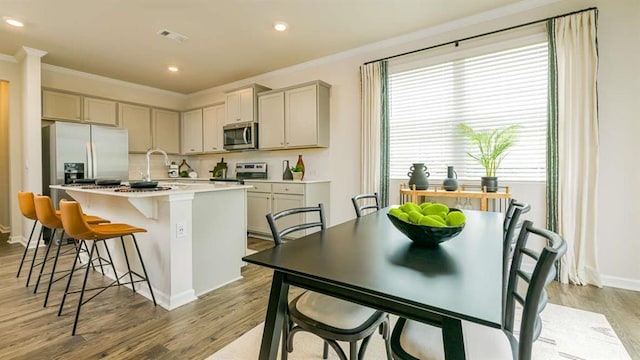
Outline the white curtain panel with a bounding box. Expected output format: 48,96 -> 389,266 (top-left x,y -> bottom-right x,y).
360,63 -> 382,195
555,11 -> 601,286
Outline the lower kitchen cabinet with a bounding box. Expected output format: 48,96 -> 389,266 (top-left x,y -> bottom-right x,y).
245,180 -> 330,239
247,191 -> 274,235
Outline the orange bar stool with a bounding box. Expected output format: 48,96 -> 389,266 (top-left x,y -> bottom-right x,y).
58,200 -> 157,336
33,195 -> 111,307
16,192 -> 46,285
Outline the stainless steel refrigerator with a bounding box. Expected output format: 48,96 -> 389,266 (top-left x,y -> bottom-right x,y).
42,122 -> 129,207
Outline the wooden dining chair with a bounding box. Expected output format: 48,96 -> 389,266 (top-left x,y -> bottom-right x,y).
390,220 -> 566,360
351,193 -> 380,218
266,204 -> 392,360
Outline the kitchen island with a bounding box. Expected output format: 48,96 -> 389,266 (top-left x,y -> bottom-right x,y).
51,182 -> 250,310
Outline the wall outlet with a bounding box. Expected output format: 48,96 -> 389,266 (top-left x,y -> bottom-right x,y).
176,222 -> 186,237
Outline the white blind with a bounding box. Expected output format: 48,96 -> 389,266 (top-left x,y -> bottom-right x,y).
389,42 -> 548,181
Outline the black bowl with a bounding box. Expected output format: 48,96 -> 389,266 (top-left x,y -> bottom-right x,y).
387,209 -> 465,247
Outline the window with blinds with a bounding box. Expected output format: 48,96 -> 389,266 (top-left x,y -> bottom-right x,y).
389,41 -> 548,181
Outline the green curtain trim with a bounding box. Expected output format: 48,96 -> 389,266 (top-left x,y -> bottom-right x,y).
379,61 -> 390,207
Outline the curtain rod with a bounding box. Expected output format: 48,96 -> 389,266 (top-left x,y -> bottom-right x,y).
363,7 -> 597,65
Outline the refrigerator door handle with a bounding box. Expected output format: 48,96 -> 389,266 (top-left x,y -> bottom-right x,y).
91,142 -> 98,178
86,142 -> 93,178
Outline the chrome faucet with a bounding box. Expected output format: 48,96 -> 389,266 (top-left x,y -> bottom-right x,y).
144,148 -> 170,181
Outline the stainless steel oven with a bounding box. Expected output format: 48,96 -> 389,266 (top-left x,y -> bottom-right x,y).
223,122 -> 258,150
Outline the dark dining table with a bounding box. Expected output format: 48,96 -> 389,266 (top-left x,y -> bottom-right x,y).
243,208 -> 503,360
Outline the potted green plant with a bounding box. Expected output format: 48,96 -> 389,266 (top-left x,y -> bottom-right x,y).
458,123 -> 519,192
291,165 -> 304,181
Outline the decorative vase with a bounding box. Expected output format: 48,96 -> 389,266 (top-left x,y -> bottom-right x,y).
296,154 -> 305,180
407,163 -> 430,190
481,176 -> 498,193
443,166 -> 458,191
282,160 -> 293,180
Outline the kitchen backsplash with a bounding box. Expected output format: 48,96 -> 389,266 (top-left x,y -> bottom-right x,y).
128,154 -> 202,180
193,148 -> 329,181
128,148 -> 329,181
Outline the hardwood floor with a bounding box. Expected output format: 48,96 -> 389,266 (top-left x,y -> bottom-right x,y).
0,233 -> 638,359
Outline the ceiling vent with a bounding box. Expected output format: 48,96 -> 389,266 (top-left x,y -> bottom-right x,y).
157,29 -> 188,42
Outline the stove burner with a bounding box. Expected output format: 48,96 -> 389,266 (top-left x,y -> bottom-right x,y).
63,183 -> 123,189
81,185 -> 124,189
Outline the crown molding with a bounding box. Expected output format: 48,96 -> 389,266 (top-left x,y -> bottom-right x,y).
14,46 -> 48,61
42,63 -> 188,99
0,52 -> 17,63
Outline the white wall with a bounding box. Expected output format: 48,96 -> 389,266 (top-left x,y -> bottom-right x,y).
185,0 -> 640,289
590,0 -> 640,290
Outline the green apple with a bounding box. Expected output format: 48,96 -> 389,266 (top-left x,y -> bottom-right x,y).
419,216 -> 446,227
446,211 -> 466,226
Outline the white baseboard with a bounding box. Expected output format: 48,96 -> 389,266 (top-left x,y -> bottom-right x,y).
513,262 -> 640,292
97,264 -> 196,311
7,235 -> 45,248
601,275 -> 640,292
7,235 -> 26,245
0,225 -> 10,234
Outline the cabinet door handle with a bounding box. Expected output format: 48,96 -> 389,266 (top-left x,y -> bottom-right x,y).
190,148 -> 195,151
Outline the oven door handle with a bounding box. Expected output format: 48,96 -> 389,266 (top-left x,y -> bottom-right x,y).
243,127 -> 249,144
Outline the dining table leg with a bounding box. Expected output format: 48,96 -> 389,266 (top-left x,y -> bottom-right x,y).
442,317 -> 466,360
259,271 -> 290,360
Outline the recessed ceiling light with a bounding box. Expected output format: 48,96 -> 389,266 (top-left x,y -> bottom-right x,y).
168,66 -> 179,72
4,18 -> 24,27
273,21 -> 288,32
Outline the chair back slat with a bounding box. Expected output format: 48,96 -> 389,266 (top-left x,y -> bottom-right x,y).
351,193 -> 380,218
520,247 -> 540,261
503,220 -> 567,360
266,204 -> 326,245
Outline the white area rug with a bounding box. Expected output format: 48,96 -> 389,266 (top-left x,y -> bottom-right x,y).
209,304 -> 631,360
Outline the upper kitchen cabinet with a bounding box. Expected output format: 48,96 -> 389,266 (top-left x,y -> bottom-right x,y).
43,90 -> 82,121
203,104 -> 225,153
258,81 -> 330,150
182,108 -> 203,154
152,109 -> 180,154
258,91 -> 285,149
119,103 -> 151,153
83,97 -> 117,126
180,104 -> 226,154
225,84 -> 271,125
43,90 -> 117,126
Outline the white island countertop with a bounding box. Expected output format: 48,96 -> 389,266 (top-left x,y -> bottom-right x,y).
51,182 -> 252,198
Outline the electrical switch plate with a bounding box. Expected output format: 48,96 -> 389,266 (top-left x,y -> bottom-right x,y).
176,222 -> 186,237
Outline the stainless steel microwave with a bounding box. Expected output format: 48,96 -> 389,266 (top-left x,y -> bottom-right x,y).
223,122 -> 258,150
